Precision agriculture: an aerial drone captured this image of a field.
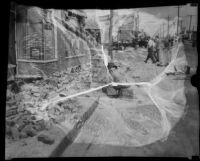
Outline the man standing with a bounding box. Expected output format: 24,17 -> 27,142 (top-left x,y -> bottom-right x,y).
144,37 -> 156,63
154,35 -> 160,62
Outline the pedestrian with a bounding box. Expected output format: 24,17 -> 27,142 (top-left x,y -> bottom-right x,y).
157,39 -> 170,67
154,35 -> 160,62
144,37 -> 156,64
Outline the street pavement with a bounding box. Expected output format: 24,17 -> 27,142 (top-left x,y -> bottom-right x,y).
59,43 -> 199,157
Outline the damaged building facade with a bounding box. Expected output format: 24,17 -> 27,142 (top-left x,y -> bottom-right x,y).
9,4 -> 91,79
85,18 -> 101,45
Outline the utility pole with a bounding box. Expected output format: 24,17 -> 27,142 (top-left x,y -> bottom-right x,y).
108,10 -> 114,62
163,23 -> 165,38
167,16 -> 170,37
135,13 -> 137,31
175,6 -> 181,35
188,15 -> 195,33
14,2 -> 18,76
177,6 -> 180,35
160,25 -> 162,38
180,19 -> 182,33
136,11 -> 139,31
135,11 -> 138,31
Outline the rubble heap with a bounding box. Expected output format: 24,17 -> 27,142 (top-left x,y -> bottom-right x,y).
6,69 -> 91,142
47,98 -> 83,125
6,87 -> 48,140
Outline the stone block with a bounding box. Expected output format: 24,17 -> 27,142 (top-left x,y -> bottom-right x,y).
37,133 -> 55,145
10,126 -> 20,140
6,109 -> 18,118
21,125 -> 37,137
120,88 -> 134,98
102,86 -> 119,97
6,100 -> 16,107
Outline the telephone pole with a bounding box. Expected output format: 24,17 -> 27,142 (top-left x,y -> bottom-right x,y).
188,15 -> 195,33
177,6 -> 180,35
160,25 -> 162,38
135,10 -> 139,31
137,11 -> 139,31
163,23 -> 165,38
180,19 -> 183,33
175,6 -> 181,35
166,16 -> 171,37
108,10 -> 114,61
159,25 -> 161,38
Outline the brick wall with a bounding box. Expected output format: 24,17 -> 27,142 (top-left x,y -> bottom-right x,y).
17,61 -> 59,76
56,27 -> 90,71
23,29 -> 55,60
17,6 -> 91,77
44,29 -> 55,60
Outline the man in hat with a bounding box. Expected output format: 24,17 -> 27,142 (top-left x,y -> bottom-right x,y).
154,35 -> 160,62
144,37 -> 156,63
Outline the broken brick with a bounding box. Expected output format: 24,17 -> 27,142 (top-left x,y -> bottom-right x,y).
30,115 -> 37,120
21,125 -> 37,137
120,88 -> 134,98
36,120 -> 46,130
17,122 -> 26,132
53,114 -> 66,124
10,82 -> 21,93
10,126 -> 20,140
53,72 -> 60,77
6,100 -> 16,107
6,109 -> 18,118
33,93 -> 40,97
37,133 -> 55,145
102,86 -> 119,97
19,132 -> 28,139
59,93 -> 66,97
44,120 -> 53,130
24,103 -> 34,108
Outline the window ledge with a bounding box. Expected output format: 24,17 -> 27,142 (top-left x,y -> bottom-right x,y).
15,74 -> 43,79
17,59 -> 58,63
65,55 -> 85,59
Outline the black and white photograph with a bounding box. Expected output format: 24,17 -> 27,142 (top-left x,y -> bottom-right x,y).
5,1 -> 198,158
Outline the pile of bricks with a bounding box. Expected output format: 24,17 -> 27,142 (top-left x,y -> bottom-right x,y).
47,98 -> 82,125
6,97 -> 48,140
5,69 -> 92,141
